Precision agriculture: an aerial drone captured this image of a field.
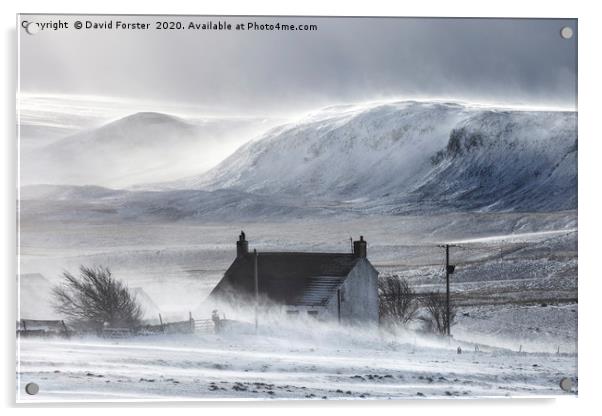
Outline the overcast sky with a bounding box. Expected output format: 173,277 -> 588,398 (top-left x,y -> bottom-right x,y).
19,16 -> 577,116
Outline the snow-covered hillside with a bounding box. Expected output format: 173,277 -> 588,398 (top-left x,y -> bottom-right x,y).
176,101 -> 577,213
21,112 -> 272,188
406,110 -> 577,212
20,101 -> 577,220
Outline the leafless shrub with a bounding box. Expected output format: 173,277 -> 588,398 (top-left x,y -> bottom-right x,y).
419,291 -> 457,336
378,275 -> 419,328
52,266 -> 142,330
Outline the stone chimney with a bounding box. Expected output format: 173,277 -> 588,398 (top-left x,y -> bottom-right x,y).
353,235 -> 367,258
236,231 -> 248,258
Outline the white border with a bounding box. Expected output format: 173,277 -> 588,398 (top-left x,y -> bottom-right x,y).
3,0 -> 601,414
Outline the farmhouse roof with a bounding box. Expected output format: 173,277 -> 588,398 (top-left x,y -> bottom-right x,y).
209,252 -> 361,307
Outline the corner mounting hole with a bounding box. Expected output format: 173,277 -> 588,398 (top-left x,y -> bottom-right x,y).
559,377 -> 572,392
25,382 -> 39,395
25,22 -> 40,35
560,26 -> 573,40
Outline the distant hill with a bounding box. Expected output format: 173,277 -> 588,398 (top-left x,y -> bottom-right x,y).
19,101 -> 577,220
21,112 -> 270,188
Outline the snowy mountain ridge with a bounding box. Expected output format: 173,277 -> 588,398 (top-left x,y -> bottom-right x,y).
21,100 -> 577,218
171,100 -> 577,213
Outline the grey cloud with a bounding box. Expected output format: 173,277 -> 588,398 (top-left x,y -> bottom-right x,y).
19,16 -> 577,115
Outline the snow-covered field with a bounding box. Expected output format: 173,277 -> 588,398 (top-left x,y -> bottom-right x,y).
17,213 -> 578,401
17,321 -> 577,402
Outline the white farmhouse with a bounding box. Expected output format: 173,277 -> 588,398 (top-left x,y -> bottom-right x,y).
208,232 -> 379,325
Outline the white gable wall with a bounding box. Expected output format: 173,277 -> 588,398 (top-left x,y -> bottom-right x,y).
325,259 -> 379,325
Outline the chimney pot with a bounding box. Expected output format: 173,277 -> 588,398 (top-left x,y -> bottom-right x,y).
236,231 -> 248,258
353,236 -> 367,258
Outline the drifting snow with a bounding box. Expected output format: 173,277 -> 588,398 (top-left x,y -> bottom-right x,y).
20,112 -> 274,188
17,316 -> 577,402
16,99 -> 578,401
20,100 -> 577,221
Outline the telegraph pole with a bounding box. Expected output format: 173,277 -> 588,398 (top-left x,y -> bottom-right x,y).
445,244 -> 450,336
254,249 -> 259,333
438,244 -> 456,336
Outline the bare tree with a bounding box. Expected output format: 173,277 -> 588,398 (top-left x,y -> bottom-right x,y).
419,291 -> 457,336
378,275 -> 419,327
52,266 -> 142,330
